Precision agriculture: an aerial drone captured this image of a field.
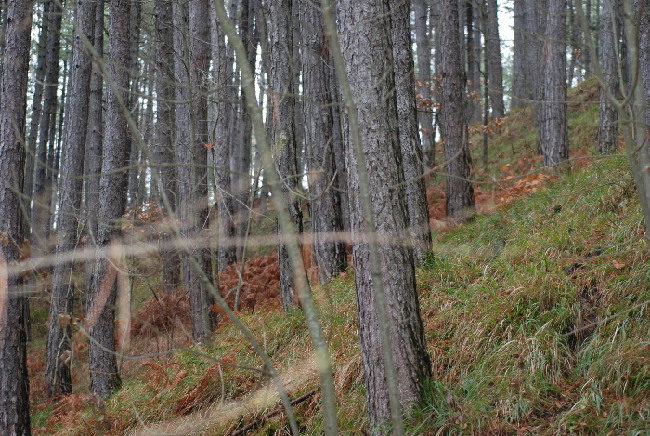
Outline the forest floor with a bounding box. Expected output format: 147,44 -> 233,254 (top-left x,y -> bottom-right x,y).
28,79 -> 649,435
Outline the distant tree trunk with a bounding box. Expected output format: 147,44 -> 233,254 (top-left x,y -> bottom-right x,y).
465,0 -> 481,123
413,0 -> 435,167
390,0 -> 432,263
337,0 -> 433,429
268,0 -> 306,309
485,0 -> 505,118
598,0 -> 619,154
87,0 -> 131,399
24,3 -> 49,240
126,0 -> 142,211
300,0 -> 347,282
524,0 -> 542,105
187,0 -> 216,338
568,0 -> 581,86
539,0 -> 569,167
0,1 -> 33,434
84,0 -> 104,242
32,0 -> 62,252
210,6 -> 237,271
439,0 -> 475,221
45,0 -> 96,398
512,0 -> 527,108
153,0 -> 180,292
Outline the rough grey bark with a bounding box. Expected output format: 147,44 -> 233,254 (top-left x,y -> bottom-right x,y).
32,0 -> 62,251
539,0 -> 568,167
512,0 -> 527,108
524,0 -> 542,104
210,6 -> 237,271
84,0 -> 104,242
153,0 -> 180,291
413,0 -> 435,167
598,0 -> 619,154
87,0 -> 131,399
637,0 -> 650,128
465,0 -> 481,123
0,1 -> 33,434
268,0 -> 305,309
126,0 -> 142,210
439,0 -> 475,221
337,0 -> 432,429
45,0 -> 96,398
390,0 -> 432,263
300,0 -> 346,281
485,0 -> 505,118
329,65 -> 350,233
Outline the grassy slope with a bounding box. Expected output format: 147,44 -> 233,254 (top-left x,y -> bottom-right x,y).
33,80 -> 649,435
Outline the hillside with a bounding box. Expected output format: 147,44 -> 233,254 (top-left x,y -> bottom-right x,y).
29,80 -> 649,435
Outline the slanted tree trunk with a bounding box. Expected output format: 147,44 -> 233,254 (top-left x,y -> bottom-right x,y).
0,0 -> 33,433
337,0 -> 433,429
300,0 -> 347,282
87,0 -> 131,399
484,0 -> 505,118
598,0 -> 619,154
539,0 -> 569,167
390,0 -> 432,263
153,0 -> 180,291
45,0 -> 96,398
439,0 -> 475,221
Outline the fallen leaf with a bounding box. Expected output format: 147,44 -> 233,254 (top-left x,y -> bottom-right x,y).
613,259 -> 625,269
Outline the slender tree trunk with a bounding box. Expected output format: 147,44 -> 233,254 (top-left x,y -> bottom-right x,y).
512,0 -> 527,108
87,0 -> 131,399
337,0 -> 433,429
45,0 -> 96,398
413,0 -> 435,169
300,0 -> 347,282
153,0 -> 180,291
84,0 -> 104,242
598,0 -> 619,154
389,0 -> 432,263
0,1 -> 33,434
484,0 -> 505,118
539,0 -> 569,167
439,0 -> 475,221
465,0 -> 481,123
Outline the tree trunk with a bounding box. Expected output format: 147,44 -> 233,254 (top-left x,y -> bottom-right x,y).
87,0 -> 131,399
45,0 -> 96,398
300,0 -> 347,282
153,0 -> 180,292
337,0 -> 432,429
539,0 -> 569,167
439,0 -> 475,221
512,0 -> 527,108
413,0 -> 435,168
0,1 -> 33,434
389,0 -> 432,263
598,0 -> 619,154
484,0 -> 505,118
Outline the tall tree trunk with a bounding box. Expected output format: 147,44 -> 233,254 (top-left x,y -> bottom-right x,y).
484,0 -> 505,118
390,0 -> 432,263
598,0 -> 619,154
210,7 -> 237,272
87,0 -> 131,399
539,0 -> 569,167
337,0 -> 433,429
413,0 -> 435,169
84,0 -> 104,242
153,0 -> 180,291
0,0 -> 33,433
465,0 -> 481,123
268,0 -> 306,309
439,0 -> 476,221
300,0 -> 347,282
45,0 -> 96,398
512,0 -> 527,108
126,0 -> 142,211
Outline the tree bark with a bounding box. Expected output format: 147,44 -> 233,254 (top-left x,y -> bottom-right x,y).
484,0 -> 505,118
87,0 -> 131,399
300,0 -> 347,282
413,0 -> 436,168
539,0 -> 569,167
45,0 -> 96,398
0,0 -> 33,433
337,0 -> 432,429
598,0 -> 619,154
389,0 -> 432,263
512,0 -> 527,108
439,0 -> 475,221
